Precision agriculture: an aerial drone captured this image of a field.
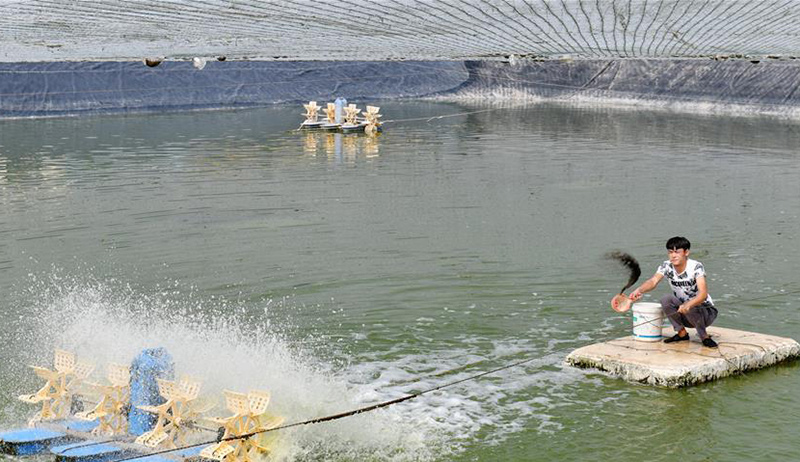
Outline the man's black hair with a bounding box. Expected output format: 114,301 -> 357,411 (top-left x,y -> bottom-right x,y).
666,236 -> 691,251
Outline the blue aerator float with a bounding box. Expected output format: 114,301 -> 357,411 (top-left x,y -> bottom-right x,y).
0,349 -> 284,462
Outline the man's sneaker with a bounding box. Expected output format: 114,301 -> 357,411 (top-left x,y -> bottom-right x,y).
702,337 -> 718,348
664,333 -> 690,343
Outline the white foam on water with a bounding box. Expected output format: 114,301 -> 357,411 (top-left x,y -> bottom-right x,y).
4,274 -> 447,461
345,334 -> 601,448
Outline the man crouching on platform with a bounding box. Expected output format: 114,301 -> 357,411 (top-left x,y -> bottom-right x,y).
629,236 -> 719,348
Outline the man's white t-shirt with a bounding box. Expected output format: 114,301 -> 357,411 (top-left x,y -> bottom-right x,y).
656,258 -> 714,306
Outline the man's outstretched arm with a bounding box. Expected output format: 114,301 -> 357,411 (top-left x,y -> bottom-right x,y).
630,272 -> 663,301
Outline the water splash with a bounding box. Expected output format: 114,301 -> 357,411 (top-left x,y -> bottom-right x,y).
2,273 -> 445,461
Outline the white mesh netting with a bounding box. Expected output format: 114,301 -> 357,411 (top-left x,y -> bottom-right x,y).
3,0 -> 800,62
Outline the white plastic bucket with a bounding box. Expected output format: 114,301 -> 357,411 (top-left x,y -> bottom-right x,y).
631,302 -> 664,342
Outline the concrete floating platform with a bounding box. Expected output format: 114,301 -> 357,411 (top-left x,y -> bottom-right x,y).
566,327 -> 800,388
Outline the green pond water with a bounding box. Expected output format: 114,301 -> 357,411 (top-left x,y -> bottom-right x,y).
0,102 -> 798,461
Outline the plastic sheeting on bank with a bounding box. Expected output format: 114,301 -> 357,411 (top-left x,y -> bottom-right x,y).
4,59 -> 800,119
0,61 -> 469,119
450,59 -> 800,110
